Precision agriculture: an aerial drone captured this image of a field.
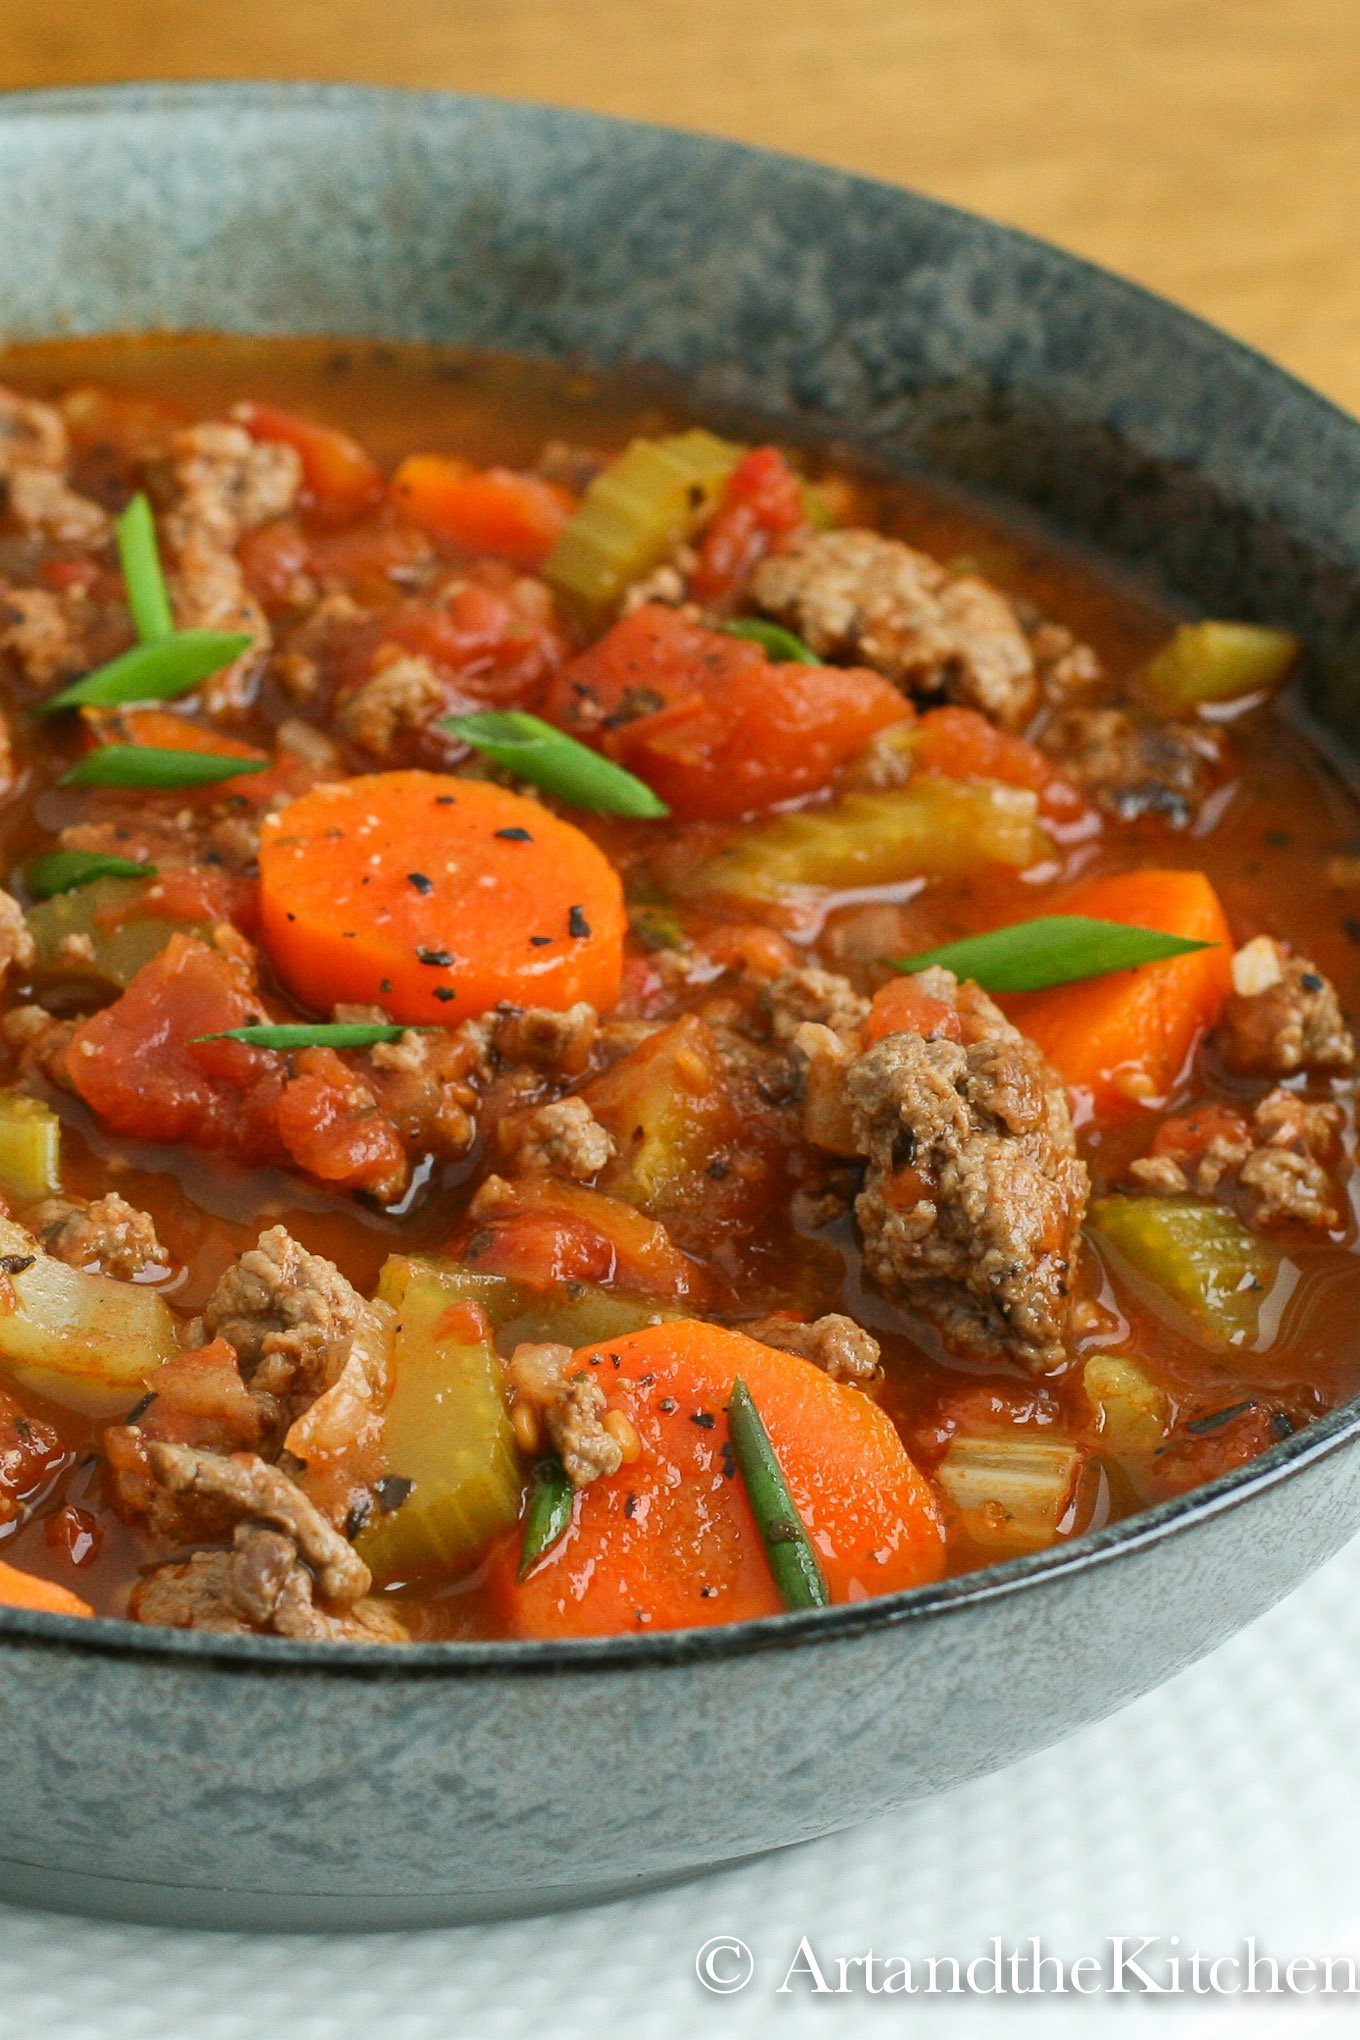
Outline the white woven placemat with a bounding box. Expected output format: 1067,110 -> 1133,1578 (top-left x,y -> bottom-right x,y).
3,1535 -> 1359,2039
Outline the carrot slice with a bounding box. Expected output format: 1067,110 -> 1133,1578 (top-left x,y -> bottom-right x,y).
1003,869 -> 1233,1115
0,1557 -> 92,1619
390,457 -> 573,568
89,707 -> 268,762
493,1320 -> 945,1637
258,771 -> 626,1025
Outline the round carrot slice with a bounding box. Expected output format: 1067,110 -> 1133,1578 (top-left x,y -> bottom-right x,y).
492,1321 -> 945,1637
258,771 -> 626,1024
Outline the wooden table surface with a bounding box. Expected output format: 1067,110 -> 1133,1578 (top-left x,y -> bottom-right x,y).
5,0 -> 1359,412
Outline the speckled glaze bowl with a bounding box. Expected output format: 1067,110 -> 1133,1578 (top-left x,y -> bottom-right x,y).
2,82 -> 1360,1931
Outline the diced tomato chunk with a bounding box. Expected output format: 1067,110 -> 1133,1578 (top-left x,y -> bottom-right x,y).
865,976 -> 963,1045
390,456 -> 573,569
456,1178 -> 708,1303
690,446 -> 808,603
1149,1103 -> 1252,1165
62,934 -> 288,1164
914,706 -> 1089,828
275,1047 -> 406,1197
544,602 -> 911,819
236,401 -> 384,520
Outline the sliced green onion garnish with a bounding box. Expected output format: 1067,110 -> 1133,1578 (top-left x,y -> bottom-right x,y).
41,631 -> 255,716
116,492 -> 175,643
518,1458 -> 575,1578
442,710 -> 669,820
727,1377 -> 829,1612
60,745 -> 270,789
720,618 -> 821,664
894,915 -> 1212,995
26,849 -> 157,899
193,1023 -> 427,1050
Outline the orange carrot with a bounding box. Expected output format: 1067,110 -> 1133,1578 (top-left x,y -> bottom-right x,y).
88,707 -> 268,762
236,401 -> 383,520
0,1557 -> 92,1619
1004,868 -> 1233,1115
258,770 -> 626,1025
493,1320 -> 945,1637
390,457 -> 573,568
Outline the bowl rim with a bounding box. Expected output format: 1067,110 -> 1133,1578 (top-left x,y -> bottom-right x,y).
1,77 -> 1358,1676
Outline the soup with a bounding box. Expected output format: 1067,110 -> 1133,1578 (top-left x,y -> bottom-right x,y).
0,336 -> 1352,1641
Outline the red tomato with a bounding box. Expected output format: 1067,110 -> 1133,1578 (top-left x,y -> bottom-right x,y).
690,446 -> 808,602
544,603 -> 911,819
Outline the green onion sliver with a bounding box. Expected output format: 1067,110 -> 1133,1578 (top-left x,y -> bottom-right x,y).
26,849 -> 157,899
116,492 -> 175,643
518,1458 -> 575,1579
720,618 -> 821,664
894,915 -> 1212,996
60,745 -> 270,790
442,710 -> 669,819
41,631 -> 255,716
193,1022 -> 428,1050
727,1377 -> 829,1612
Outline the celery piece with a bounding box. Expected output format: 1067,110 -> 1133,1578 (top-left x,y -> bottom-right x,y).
702,776 -> 1051,898
355,1258 -> 525,1582
1083,1353 -> 1168,1454
26,876 -> 211,992
1140,621 -> 1299,713
936,1434 -> 1084,1555
544,429 -> 742,610
0,1093 -> 60,1204
1087,1195 -> 1285,1352
0,1216 -> 177,1416
403,1258 -> 675,1352
585,1017 -> 729,1218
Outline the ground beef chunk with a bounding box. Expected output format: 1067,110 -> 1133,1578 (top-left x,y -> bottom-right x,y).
160,421 -> 302,552
0,888 -> 34,985
1131,1087 -> 1345,1231
762,965 -> 869,1047
1028,620 -> 1104,701
505,1341 -> 638,1488
845,967 -> 1088,1371
339,652 -> 447,760
1239,1146 -> 1341,1230
202,1225 -> 393,1439
2,1003 -> 76,1087
7,465 -> 110,547
1041,705 -> 1221,825
0,387 -> 68,473
169,531 -> 270,716
493,1001 -> 599,1077
516,1096 -> 615,1181
0,585 -> 90,687
143,1442 -> 370,1604
745,1311 -> 882,1383
1216,938 -> 1354,1076
129,1531 -> 407,1642
328,1009 -> 489,1161
750,528 -> 1038,729
28,1192 -> 169,1281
